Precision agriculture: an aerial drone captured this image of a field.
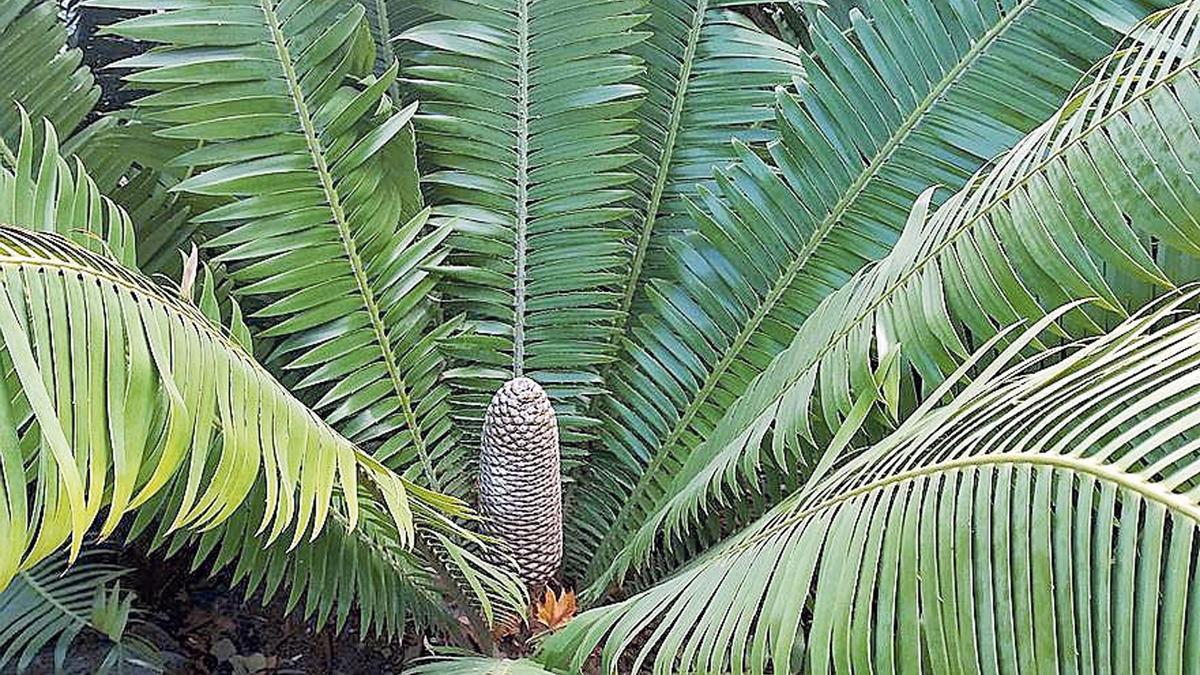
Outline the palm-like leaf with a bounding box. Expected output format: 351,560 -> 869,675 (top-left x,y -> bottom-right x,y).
92,0 -> 467,495
0,131 -> 435,590
543,291 -> 1200,673
0,550 -> 161,673
589,0 -> 1200,594
616,2 -> 805,318
398,0 -> 648,455
0,1 -> 100,153
581,0 -> 1174,588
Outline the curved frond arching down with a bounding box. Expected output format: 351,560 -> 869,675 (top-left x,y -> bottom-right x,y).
0,1 -> 99,153
0,550 -> 162,673
399,0 -> 649,457
121,265 -> 527,638
93,0 -> 467,494
543,291 -> 1200,674
581,0 -> 1175,588
0,227 -> 428,590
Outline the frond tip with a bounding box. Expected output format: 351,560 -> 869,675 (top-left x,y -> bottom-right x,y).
0,227 -> 422,590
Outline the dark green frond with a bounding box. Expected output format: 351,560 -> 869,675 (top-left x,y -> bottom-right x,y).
0,550 -> 162,673
568,0 -> 805,570
94,0 -> 466,494
581,0 -> 1173,589
0,1 -> 99,153
399,0 -> 649,460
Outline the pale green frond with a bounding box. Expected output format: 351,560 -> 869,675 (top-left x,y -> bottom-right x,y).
0,225 -> 437,590
543,290 -> 1200,673
0,1 -> 100,154
92,0 -> 468,495
119,263 -> 527,637
0,550 -> 162,674
582,0 -> 1174,589
406,657 -> 560,675
398,0 -> 649,460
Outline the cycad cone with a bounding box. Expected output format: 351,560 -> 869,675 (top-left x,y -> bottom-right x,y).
478,377 -> 562,589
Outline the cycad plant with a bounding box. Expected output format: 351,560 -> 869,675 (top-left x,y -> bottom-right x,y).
4,0 -> 1200,672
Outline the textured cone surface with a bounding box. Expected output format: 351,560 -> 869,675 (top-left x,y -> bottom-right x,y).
479,377 -> 563,589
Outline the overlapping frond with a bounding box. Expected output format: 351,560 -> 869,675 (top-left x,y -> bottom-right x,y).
0,550 -> 162,673
588,0 -> 1200,594
399,0 -> 649,457
93,0 -> 467,494
0,1 -> 99,152
565,2 -> 805,567
582,0 -> 1173,588
0,111 -> 135,266
616,2 -> 805,318
542,291 -> 1200,674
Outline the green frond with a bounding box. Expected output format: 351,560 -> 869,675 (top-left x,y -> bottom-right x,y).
399,0 -> 649,458
0,1 -> 100,153
543,290 -> 1200,673
357,0 -> 429,90
616,2 -> 805,321
93,0 -> 467,495
581,0 -> 1176,590
0,550 -> 162,673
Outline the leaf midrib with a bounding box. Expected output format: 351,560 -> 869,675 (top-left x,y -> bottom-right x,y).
18,569 -> 98,630
723,450 -> 1200,562
260,0 -> 438,487
615,0 -> 708,323
590,0 -> 1038,574
717,50 -> 1200,473
512,0 -> 531,377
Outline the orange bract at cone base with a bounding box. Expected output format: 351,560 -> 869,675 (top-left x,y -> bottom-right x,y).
534,588 -> 577,633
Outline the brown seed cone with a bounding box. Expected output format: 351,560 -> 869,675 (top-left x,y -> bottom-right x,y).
478,377 -> 562,589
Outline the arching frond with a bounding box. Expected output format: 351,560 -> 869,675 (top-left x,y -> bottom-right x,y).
582,0 -> 1174,589
0,550 -> 162,674
0,1 -> 99,154
108,262 -> 528,638
0,224 -> 439,590
543,290 -> 1200,673
398,0 -> 648,457
92,0 -> 468,495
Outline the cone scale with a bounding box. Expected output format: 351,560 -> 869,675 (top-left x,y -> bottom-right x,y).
478,378 -> 563,589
